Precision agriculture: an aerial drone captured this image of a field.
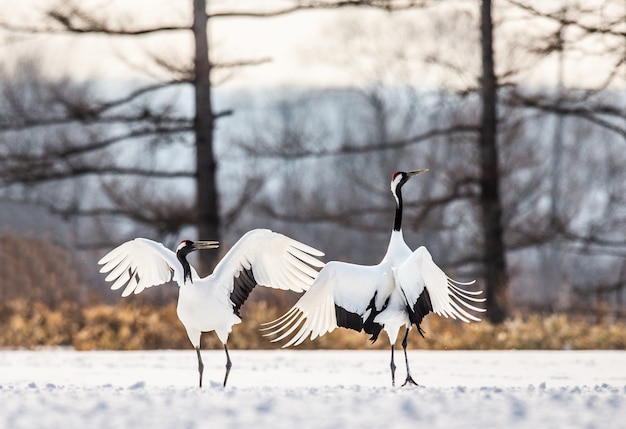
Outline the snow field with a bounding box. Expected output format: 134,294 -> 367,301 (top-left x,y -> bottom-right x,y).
1,349 -> 626,429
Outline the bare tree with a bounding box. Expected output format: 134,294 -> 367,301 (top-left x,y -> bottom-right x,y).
0,1 -> 243,272
193,0 -> 220,272
227,0 -> 626,322
479,0 -> 509,323
0,0 -> 432,273
2,0 -> 623,319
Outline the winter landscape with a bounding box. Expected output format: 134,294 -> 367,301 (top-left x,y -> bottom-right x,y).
2,348 -> 626,429
1,2 -> 624,429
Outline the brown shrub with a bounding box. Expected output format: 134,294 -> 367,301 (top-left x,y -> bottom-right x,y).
0,235 -> 85,307
72,303 -> 190,350
2,298 -> 626,351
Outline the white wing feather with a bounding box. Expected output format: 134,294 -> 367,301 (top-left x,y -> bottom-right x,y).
395,246 -> 485,322
266,245 -> 484,348
98,238 -> 183,297
261,269 -> 338,348
262,261 -> 383,347
212,229 -> 325,297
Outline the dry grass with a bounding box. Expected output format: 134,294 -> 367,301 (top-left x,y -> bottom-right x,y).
2,299 -> 626,351
413,313 -> 626,350
3,235 -> 623,351
0,234 -> 85,307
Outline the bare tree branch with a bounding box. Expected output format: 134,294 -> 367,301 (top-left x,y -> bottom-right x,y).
0,1 -> 431,37
507,0 -> 626,39
210,0 -> 433,18
0,6 -> 189,36
238,124 -> 479,160
1,164 -> 194,185
502,90 -> 626,138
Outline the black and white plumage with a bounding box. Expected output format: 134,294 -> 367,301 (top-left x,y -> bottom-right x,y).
98,228 -> 325,387
264,170 -> 485,386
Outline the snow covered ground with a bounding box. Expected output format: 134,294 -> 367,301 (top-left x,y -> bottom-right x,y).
2,349 -> 626,428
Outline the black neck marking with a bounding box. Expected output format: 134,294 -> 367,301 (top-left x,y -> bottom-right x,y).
177,247 -> 193,284
393,183 -> 404,232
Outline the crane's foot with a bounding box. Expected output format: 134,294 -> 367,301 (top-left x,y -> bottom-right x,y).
401,374 -> 419,387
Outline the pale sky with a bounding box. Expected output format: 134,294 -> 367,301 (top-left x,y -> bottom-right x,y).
0,0 -> 623,90
0,0 -> 373,87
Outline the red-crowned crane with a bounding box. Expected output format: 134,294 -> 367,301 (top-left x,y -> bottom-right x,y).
98,229 -> 324,388
263,170 -> 484,386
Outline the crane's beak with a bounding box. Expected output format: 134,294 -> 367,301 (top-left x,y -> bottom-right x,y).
407,168 -> 428,177
191,241 -> 220,251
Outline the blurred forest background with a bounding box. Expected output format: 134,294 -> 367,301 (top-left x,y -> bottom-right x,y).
0,0 -> 625,350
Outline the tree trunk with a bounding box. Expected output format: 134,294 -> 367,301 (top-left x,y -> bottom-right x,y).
479,0 -> 509,323
193,0 -> 220,274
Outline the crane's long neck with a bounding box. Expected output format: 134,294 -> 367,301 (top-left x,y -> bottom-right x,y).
393,186 -> 403,232
177,252 -> 193,284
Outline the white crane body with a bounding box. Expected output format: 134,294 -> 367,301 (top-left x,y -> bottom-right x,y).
264,170 -> 485,386
98,228 -> 324,387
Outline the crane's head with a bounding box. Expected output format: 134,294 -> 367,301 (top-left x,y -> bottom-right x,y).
176,240 -> 219,283
391,169 -> 428,200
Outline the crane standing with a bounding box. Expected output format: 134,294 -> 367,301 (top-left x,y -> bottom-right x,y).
98,229 -> 324,387
264,170 -> 484,386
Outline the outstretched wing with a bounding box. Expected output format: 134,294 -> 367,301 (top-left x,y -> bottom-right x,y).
98,238 -> 183,297
212,229 -> 325,317
262,261 -> 387,347
395,246 -> 485,327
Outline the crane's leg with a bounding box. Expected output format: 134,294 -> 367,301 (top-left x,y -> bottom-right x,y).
401,328 -> 418,387
222,344 -> 233,387
390,344 -> 396,387
196,346 -> 204,388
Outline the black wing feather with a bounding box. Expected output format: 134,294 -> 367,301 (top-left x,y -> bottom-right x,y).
335,306 -> 363,331
335,293 -> 386,343
230,267 -> 257,318
407,288 -> 433,337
